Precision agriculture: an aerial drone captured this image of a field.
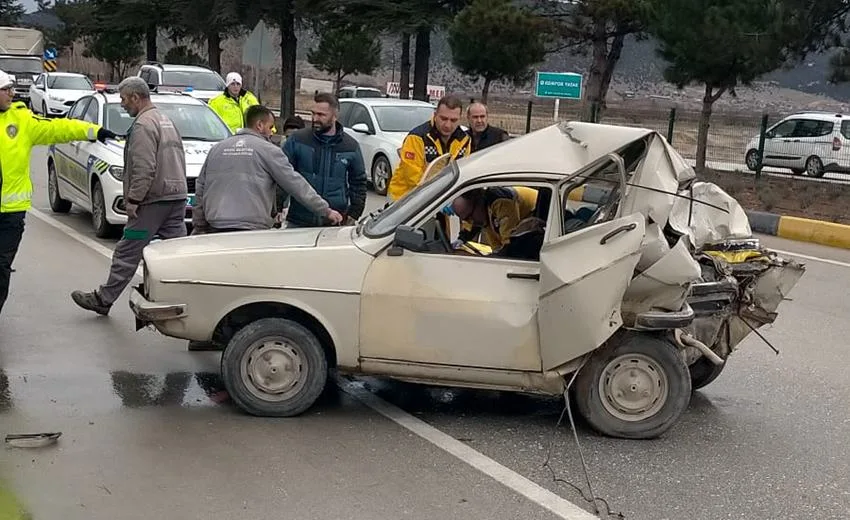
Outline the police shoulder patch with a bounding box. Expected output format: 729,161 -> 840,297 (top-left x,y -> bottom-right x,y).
6,124 -> 18,138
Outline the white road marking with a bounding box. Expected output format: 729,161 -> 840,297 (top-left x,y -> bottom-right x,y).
769,248 -> 850,269
27,208 -> 142,277
27,205 -> 599,519
339,379 -> 599,520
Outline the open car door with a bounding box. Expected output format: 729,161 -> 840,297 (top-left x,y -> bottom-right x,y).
538,214 -> 645,370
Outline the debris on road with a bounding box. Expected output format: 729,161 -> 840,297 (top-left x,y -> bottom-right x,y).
4,432 -> 62,449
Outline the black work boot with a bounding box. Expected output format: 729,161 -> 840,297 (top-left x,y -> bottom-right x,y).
71,290 -> 112,316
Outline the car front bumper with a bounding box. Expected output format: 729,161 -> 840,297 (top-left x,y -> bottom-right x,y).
129,283 -> 187,331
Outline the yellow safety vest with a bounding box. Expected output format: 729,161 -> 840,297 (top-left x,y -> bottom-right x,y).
208,90 -> 260,132
1,102 -> 99,213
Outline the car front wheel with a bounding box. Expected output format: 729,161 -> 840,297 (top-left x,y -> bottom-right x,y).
221,318 -> 328,417
745,149 -> 760,171
371,155 -> 391,196
91,180 -> 119,238
574,332 -> 691,440
48,161 -> 72,213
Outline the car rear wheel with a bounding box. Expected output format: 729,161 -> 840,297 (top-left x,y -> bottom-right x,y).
47,161 -> 72,213
371,155 -> 391,196
805,156 -> 825,177
91,180 -> 119,238
221,318 -> 328,417
574,332 -> 691,440
688,356 -> 726,390
745,149 -> 760,171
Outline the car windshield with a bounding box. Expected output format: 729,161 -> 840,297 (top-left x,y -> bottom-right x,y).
105,102 -> 232,141
48,75 -> 94,90
372,106 -> 436,133
363,162 -> 458,237
356,89 -> 384,98
0,57 -> 41,74
162,71 -> 226,91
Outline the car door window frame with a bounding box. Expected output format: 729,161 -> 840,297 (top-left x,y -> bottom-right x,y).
394,178 -> 559,262
790,119 -> 833,138
82,97 -> 99,123
67,97 -> 91,120
338,101 -> 355,127
556,152 -> 629,237
349,103 -> 374,133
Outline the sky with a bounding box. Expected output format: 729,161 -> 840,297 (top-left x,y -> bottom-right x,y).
21,0 -> 36,13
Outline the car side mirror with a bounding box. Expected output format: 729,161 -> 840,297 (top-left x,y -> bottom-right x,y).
389,225 -> 427,256
765,131 -> 775,139
352,123 -> 372,134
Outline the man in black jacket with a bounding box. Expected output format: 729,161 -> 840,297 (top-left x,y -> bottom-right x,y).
283,93 -> 367,227
467,101 -> 510,153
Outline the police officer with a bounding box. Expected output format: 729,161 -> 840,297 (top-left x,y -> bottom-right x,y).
0,69 -> 116,318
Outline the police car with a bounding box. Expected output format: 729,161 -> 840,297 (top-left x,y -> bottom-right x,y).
47,88 -> 232,238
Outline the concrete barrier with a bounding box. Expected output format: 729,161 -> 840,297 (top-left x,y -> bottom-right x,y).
746,210 -> 850,250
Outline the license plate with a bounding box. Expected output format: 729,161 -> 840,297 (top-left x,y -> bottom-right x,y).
187,195 -> 195,206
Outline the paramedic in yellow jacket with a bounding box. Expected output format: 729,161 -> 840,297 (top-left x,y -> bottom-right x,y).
451,186 -> 538,251
208,72 -> 260,132
388,95 -> 471,201
0,70 -> 116,317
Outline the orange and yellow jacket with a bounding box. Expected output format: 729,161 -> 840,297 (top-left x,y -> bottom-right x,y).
458,186 -> 539,250
387,119 -> 471,201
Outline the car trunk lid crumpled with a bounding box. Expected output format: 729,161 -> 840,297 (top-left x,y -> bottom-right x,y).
613,131 -> 805,358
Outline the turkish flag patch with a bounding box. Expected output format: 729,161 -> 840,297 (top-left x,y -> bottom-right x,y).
404,151 -> 415,160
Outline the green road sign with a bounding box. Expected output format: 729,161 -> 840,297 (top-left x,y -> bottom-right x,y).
535,72 -> 583,100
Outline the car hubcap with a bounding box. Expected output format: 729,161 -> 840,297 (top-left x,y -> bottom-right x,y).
374,160 -> 389,192
599,353 -> 668,422
240,338 -> 306,401
807,159 -> 820,175
747,151 -> 758,169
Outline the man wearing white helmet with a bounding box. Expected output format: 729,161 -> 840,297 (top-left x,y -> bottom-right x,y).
0,70 -> 117,318
208,72 -> 260,133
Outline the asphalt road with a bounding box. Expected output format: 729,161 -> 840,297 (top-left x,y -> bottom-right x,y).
1,147 -> 848,519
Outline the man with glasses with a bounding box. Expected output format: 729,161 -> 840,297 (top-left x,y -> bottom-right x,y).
0,70 -> 116,319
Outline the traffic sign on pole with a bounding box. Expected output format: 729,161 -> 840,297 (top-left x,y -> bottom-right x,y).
534,72 -> 583,121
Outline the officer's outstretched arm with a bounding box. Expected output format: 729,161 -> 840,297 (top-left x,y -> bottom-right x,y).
22,108 -> 99,146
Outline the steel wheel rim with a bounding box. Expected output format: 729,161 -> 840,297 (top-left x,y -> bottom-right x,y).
92,188 -> 105,229
239,337 -> 307,402
746,151 -> 759,170
599,353 -> 669,422
374,159 -> 389,192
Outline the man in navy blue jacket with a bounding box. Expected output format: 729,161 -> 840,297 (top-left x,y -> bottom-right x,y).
283,93 -> 367,227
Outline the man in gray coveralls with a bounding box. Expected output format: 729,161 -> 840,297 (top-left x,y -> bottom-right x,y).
71,77 -> 189,316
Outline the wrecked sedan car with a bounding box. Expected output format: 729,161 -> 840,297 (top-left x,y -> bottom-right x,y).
129,122 -> 804,440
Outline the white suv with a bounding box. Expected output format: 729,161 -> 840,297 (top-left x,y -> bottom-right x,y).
137,63 -> 226,104
744,112 -> 850,177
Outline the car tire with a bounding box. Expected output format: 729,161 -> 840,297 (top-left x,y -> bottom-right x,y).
47,160 -> 72,213
371,154 -> 391,196
91,179 -> 119,239
745,149 -> 760,171
221,317 -> 328,417
805,156 -> 825,178
688,356 -> 726,390
574,331 -> 691,440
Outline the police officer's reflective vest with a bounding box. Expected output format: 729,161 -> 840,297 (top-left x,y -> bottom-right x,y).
0,102 -> 99,213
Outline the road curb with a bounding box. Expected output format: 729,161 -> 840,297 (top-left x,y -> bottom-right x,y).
746,210 -> 850,249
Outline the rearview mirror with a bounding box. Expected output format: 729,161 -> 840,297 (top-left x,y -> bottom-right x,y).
352,123 -> 371,134
391,225 -> 428,253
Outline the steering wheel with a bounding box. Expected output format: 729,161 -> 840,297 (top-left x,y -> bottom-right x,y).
434,219 -> 453,253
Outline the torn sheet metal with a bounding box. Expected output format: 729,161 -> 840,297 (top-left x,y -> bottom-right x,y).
623,236 -> 703,319
668,182 -> 752,249
619,135 -> 682,225
636,222 -> 669,274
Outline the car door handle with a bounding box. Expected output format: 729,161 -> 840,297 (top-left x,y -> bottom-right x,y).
600,223 -> 638,245
507,272 -> 539,280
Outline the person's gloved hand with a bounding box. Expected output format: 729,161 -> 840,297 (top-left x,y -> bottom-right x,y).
451,239 -> 464,249
96,127 -> 118,143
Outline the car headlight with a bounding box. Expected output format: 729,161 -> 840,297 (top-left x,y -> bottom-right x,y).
108,165 -> 124,181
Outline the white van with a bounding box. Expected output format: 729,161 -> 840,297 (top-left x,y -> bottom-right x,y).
744,112 -> 850,177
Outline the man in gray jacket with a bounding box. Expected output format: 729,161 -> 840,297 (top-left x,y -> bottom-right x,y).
72,77 -> 189,316
191,105 -> 342,233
